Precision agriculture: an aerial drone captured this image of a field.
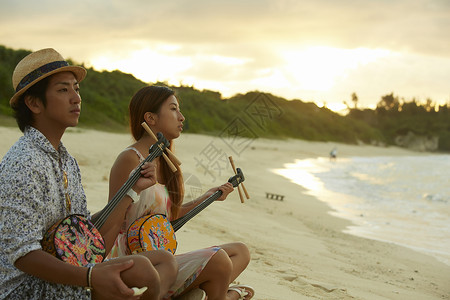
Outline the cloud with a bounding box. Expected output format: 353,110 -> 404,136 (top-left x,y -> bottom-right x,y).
1,0 -> 449,108
3,0 -> 449,55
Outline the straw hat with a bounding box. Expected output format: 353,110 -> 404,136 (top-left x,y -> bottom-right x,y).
10,48 -> 87,106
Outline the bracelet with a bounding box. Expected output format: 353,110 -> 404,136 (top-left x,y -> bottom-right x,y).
86,266 -> 93,290
126,189 -> 139,203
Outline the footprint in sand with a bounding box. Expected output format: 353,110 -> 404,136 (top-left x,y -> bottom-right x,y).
276,269 -> 298,282
304,279 -> 340,293
255,249 -> 265,255
282,275 -> 298,282
291,276 -> 342,293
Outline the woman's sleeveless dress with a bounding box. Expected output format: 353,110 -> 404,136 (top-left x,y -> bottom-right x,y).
108,147 -> 220,298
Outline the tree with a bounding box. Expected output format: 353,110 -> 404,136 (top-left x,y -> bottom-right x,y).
351,92 -> 358,109
424,98 -> 435,112
377,93 -> 399,111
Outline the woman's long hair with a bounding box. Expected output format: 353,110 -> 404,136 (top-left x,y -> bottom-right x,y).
129,85 -> 184,218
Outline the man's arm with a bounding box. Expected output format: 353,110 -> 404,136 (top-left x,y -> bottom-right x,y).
15,249 -> 138,298
15,249 -> 88,287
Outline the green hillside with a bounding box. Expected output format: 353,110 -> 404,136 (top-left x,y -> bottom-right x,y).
1,45 -> 449,151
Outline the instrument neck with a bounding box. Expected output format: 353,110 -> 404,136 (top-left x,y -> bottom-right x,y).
93,150 -> 159,229
172,190 -> 222,232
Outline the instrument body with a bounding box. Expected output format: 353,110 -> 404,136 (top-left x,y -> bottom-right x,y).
127,214 -> 177,254
41,134 -> 169,266
41,215 -> 105,266
127,168 -> 245,254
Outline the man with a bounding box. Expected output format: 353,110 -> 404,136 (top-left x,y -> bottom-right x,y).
0,48 -> 177,300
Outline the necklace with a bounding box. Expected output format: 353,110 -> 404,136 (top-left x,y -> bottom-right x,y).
63,170 -> 71,214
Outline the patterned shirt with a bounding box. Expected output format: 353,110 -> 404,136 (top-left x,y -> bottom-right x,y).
0,127 -> 90,299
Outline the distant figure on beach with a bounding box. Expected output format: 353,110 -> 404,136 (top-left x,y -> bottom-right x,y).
330,147 -> 338,161
107,85 -> 254,300
0,48 -> 177,299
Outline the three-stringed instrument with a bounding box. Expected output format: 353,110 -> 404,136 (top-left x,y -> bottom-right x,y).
41,133 -> 169,266
127,168 -> 245,254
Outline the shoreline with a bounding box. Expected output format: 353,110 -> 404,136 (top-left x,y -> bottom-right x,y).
275,154 -> 450,268
1,127 -> 449,299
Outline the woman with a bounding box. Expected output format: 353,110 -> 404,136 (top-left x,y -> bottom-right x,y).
107,86 -> 254,300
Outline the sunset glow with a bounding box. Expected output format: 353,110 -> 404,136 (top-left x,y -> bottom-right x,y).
1,0 -> 449,111
280,46 -> 392,92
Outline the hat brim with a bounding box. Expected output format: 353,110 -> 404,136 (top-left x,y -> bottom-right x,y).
9,65 -> 87,106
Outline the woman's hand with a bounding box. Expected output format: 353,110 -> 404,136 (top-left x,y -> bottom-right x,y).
207,182 -> 234,201
180,182 -> 235,217
132,161 -> 157,194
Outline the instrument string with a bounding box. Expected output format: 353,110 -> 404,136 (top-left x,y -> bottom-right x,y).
171,172 -> 242,231
94,143 -> 165,229
172,190 -> 222,231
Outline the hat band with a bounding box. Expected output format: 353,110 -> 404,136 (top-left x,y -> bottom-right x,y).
16,60 -> 69,92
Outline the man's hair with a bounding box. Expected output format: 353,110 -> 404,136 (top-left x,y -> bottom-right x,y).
12,76 -> 50,132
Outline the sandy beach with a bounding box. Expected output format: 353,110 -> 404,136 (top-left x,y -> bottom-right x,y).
1,126 -> 449,299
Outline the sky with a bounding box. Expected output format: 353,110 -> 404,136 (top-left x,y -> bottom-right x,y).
1,0 -> 449,112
